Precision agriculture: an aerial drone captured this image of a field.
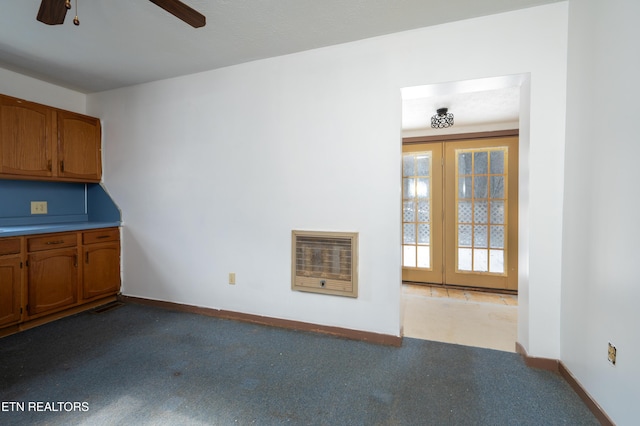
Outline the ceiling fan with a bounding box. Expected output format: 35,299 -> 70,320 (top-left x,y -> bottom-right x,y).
36,0 -> 206,28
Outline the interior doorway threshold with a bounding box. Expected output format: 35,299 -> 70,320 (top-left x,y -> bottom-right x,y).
402,283 -> 518,352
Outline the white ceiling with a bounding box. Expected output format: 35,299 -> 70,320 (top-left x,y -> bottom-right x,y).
402,75 -> 525,137
0,0 -> 560,132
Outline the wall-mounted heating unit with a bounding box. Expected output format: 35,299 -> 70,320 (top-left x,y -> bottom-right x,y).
292,230 -> 358,298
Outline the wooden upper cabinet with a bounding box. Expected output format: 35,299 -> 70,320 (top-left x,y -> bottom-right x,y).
0,94 -> 102,182
0,96 -> 54,178
57,110 -> 102,181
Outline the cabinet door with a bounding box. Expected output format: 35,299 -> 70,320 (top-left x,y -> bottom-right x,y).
57,110 -> 102,181
27,248 -> 78,316
0,257 -> 22,327
82,242 -> 120,300
0,96 -> 53,177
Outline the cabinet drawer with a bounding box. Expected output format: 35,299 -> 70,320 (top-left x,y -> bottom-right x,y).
83,228 -> 119,245
0,238 -> 21,256
27,233 -> 77,252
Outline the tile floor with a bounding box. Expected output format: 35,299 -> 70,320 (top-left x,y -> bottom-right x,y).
402,284 -> 518,352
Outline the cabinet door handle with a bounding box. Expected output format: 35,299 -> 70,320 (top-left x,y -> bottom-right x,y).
47,160 -> 52,172
96,235 -> 110,239
46,240 -> 65,245
60,161 -> 65,172
86,252 -> 89,264
74,254 -> 78,267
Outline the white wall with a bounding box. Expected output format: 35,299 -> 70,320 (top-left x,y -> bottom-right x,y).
86,3 -> 569,348
0,67 -> 86,113
562,0 -> 640,423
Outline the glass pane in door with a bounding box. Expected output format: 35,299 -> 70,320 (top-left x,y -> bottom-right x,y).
455,147 -> 508,275
402,152 -> 432,269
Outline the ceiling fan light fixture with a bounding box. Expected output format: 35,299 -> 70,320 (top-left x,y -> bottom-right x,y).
37,0 -> 68,25
431,107 -> 454,129
37,0 -> 205,28
148,0 -> 207,28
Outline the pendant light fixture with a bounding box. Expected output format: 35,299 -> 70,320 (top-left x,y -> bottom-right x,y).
431,108 -> 454,129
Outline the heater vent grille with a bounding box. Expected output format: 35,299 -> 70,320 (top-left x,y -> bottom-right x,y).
292,230 -> 358,297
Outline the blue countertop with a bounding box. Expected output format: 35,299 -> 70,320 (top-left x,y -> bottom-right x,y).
0,222 -> 121,237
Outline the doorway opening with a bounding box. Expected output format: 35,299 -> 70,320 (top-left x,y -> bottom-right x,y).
400,75 -> 528,352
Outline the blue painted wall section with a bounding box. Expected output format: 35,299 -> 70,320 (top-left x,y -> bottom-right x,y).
87,183 -> 121,222
0,180 -> 120,227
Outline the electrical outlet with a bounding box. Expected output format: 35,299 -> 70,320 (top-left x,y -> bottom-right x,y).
229,273 -> 236,285
608,342 -> 617,365
30,201 -> 48,215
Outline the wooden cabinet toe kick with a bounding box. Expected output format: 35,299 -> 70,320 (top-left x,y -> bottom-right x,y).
0,295 -> 118,338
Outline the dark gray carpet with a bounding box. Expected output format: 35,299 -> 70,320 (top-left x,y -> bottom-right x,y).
0,303 -> 597,425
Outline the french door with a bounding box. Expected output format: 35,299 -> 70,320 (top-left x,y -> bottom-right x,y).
402,137 -> 518,291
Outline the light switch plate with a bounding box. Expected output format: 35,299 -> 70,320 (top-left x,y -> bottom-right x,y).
31,201 -> 48,214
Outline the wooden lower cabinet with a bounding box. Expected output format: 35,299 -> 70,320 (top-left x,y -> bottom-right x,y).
0,237 -> 22,327
82,228 -> 120,300
0,256 -> 22,327
27,248 -> 78,316
0,227 -> 120,335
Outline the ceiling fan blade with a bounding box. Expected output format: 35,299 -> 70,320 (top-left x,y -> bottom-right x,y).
36,0 -> 68,25
149,0 -> 206,28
